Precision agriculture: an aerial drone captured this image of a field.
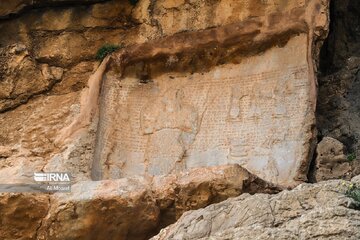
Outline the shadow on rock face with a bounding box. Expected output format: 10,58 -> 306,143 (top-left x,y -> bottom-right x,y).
317,0 -> 360,180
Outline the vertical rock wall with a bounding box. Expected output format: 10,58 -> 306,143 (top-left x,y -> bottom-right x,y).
91,0 -> 330,187
315,0 -> 360,180
0,0 -> 330,187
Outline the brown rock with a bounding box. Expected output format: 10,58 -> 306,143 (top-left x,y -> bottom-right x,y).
1,1 -> 358,240
0,0 -> 31,18
74,0 -> 330,187
0,193 -> 50,240
33,165 -> 276,240
314,137 -> 352,181
0,44 -> 62,113
0,0 -> 331,189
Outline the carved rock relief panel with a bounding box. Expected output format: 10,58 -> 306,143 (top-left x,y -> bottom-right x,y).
95,35 -> 313,187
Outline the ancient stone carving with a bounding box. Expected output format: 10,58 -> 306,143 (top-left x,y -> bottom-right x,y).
54,0 -> 330,187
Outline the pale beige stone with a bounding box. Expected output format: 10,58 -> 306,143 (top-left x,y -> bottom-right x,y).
61,0 -> 329,187
152,177 -> 360,240
97,35 -> 312,187
0,0 -> 329,188
0,0 -> 350,240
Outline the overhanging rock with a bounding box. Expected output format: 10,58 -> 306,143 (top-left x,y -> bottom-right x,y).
74,0 -> 330,187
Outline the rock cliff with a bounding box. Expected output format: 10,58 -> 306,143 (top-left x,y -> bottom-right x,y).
0,0 -> 330,186
0,0 -> 359,239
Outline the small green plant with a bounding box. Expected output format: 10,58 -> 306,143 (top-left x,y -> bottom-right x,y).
347,152 -> 356,162
345,184 -> 360,204
96,44 -> 121,61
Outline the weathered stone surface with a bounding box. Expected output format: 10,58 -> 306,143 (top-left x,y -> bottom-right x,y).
100,36 -> 312,186
314,137 -> 352,181
61,0 -> 330,187
0,165 -> 276,240
2,0 -> 360,240
0,0 -> 137,113
0,91 -> 82,183
152,176 -> 360,240
317,61 -> 360,178
38,178 -> 159,240
0,0 -> 330,188
0,0 -> 141,185
317,0 -> 360,180
0,44 -> 62,113
0,193 -> 50,240
0,165 -> 274,240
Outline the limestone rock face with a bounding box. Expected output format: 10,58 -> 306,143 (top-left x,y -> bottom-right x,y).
152,177 -> 360,240
314,137 -> 352,181
0,165 -> 278,240
0,44 -> 63,112
0,0 -> 330,187
0,0 -> 340,239
0,0 -> 137,182
0,193 -> 49,240
89,0 -> 330,187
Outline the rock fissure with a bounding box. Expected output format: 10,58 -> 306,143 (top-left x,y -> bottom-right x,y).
0,0 -> 111,19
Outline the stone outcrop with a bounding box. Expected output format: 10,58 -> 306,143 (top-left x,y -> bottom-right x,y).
3,0 -> 360,240
0,0 -> 331,188
0,0 -> 136,113
54,0 -> 330,188
0,44 -> 63,112
152,176 -> 360,240
316,0 -> 360,180
0,0 -> 331,186
0,193 -> 49,240
0,165 -> 279,240
314,137 -> 352,181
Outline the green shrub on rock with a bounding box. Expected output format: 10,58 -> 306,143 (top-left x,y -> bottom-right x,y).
347,153 -> 356,162
96,44 -> 121,61
346,184 -> 360,203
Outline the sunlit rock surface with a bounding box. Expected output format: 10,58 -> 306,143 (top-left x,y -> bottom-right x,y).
0,0 -> 329,186
0,0 -> 340,239
152,176 -> 360,240
89,0 -> 329,187
0,165 -> 279,240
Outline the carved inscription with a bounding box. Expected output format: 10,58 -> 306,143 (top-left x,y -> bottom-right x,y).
97,35 -> 314,186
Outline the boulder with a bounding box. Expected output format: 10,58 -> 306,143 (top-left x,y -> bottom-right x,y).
314,137 -> 352,181
0,165 -> 279,240
152,177 -> 360,240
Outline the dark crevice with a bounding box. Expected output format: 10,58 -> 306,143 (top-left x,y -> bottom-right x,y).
317,0 -> 360,178
0,0 -> 111,20
307,146 -> 318,183
319,0 -> 360,74
318,0 -> 335,75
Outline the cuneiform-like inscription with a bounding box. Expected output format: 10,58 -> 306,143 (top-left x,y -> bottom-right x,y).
97,35 -> 313,186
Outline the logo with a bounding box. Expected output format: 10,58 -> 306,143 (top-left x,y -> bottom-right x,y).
34,172 -> 71,182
